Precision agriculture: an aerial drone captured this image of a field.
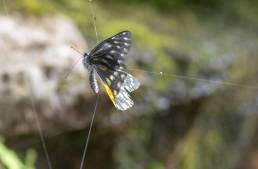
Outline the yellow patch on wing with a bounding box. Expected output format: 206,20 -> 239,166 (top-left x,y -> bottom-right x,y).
103,84 -> 116,105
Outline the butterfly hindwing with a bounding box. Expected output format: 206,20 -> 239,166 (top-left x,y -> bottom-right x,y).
122,72 -> 140,92
95,66 -> 140,111
95,67 -> 127,95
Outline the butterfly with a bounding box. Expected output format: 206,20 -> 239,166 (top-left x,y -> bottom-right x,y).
82,31 -> 140,111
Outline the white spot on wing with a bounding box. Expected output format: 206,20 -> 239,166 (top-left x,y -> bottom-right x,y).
110,50 -> 116,54
104,43 -> 112,48
106,78 -> 111,85
106,55 -> 113,59
123,73 -> 140,92
114,88 -> 133,111
123,48 -> 128,52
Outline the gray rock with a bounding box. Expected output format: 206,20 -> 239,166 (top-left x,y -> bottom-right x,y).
0,15 -> 98,135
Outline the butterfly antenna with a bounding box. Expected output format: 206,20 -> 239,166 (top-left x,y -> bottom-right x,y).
64,46 -> 85,80
70,46 -> 84,55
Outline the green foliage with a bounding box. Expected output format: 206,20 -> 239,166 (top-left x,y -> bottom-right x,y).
99,0 -> 222,12
178,127 -> 228,169
148,161 -> 165,169
9,0 -> 55,15
177,86 -> 258,169
115,116 -> 154,169
0,137 -> 37,169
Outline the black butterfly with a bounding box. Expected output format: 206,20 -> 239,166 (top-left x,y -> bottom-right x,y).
82,31 -> 140,111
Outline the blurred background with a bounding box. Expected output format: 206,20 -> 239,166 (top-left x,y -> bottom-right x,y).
0,0 -> 258,169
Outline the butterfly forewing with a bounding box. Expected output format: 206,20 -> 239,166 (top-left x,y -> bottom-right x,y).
89,31 -> 131,70
89,31 -> 131,56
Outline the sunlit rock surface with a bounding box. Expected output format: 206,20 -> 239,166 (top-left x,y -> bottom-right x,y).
0,15 -> 97,134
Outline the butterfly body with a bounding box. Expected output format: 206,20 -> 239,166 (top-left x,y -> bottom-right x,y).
82,31 -> 140,111
82,53 -> 92,70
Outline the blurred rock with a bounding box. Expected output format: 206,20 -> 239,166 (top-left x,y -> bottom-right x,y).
0,15 -> 99,135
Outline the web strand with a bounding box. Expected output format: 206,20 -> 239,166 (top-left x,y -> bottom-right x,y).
89,0 -> 99,43
64,46 -> 86,80
128,68 -> 258,90
28,79 -> 53,169
2,0 -> 9,17
77,1 -> 101,169
64,56 -> 83,80
79,94 -> 100,169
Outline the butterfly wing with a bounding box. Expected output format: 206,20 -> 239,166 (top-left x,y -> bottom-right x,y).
88,31 -> 132,70
95,66 -> 140,111
88,31 -> 139,111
